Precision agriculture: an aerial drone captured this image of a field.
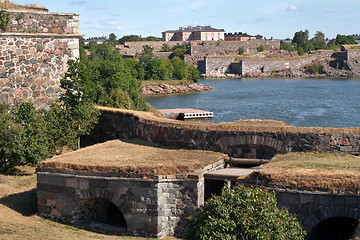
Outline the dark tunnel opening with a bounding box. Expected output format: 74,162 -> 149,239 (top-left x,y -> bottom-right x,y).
310,217 -> 358,240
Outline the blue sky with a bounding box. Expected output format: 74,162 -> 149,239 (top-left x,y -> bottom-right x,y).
13,0 -> 360,40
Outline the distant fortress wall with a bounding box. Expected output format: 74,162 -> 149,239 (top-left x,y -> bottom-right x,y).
205,51 -> 335,76
0,9 -> 81,108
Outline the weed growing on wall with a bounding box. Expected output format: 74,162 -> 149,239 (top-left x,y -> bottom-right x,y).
0,9 -> 10,31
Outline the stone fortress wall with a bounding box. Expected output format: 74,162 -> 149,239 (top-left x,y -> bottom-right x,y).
205,51 -> 335,76
82,107 -> 360,159
0,8 -> 81,108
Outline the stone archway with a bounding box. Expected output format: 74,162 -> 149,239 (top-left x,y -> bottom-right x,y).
303,206 -> 360,239
217,134 -> 286,159
229,144 -> 279,159
310,217 -> 358,240
72,197 -> 127,229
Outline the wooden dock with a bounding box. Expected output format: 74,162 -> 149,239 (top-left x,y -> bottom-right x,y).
158,108 -> 214,120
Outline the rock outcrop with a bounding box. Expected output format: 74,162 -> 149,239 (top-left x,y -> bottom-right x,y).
142,83 -> 214,96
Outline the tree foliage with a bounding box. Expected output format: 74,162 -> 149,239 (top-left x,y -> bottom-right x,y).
170,43 -> 188,59
292,30 -> 312,52
280,41 -> 295,51
335,34 -> 356,45
186,184 -> 306,240
311,31 -> 327,50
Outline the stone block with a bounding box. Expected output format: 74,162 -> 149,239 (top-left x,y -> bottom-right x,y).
66,178 -> 78,188
37,183 -> 62,193
79,179 -> 89,190
37,174 -> 66,186
300,193 -> 314,205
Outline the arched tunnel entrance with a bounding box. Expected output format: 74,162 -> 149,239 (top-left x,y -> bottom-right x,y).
229,144 -> 278,159
72,197 -> 127,230
310,217 -> 358,240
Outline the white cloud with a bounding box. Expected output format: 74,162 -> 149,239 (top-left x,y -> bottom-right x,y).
68,0 -> 106,10
287,6 -> 298,11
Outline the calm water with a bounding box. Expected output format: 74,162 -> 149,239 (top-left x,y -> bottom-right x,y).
145,78 -> 360,128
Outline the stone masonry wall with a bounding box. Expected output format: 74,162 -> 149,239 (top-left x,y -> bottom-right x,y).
205,51 -> 335,75
187,40 -> 280,65
81,109 -> 360,159
0,10 -> 81,109
7,10 -> 79,34
274,189 -> 360,234
240,54 -> 319,75
37,168 -> 207,238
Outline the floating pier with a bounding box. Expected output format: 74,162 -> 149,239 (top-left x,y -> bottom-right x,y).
158,108 -> 214,120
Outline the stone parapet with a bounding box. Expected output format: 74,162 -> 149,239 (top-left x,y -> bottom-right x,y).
82,108 -> 360,159
7,10 -> 79,35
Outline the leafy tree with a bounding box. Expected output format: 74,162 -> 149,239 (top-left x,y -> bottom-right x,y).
335,34 -> 356,45
257,45 -> 265,52
145,36 -> 158,41
0,104 -> 28,172
118,35 -> 142,44
280,41 -> 295,51
11,102 -> 50,165
139,45 -> 154,65
297,47 -> 305,56
109,33 -> 117,42
292,30 -> 312,52
108,33 -> 118,47
255,34 -> 263,39
161,43 -> 170,52
171,56 -> 189,80
311,31 -> 327,50
145,58 -> 168,80
159,58 -> 173,79
171,43 -> 188,59
60,60 -> 100,145
186,184 -> 306,240
188,65 -> 200,83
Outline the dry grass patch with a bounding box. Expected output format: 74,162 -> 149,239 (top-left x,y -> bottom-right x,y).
261,152 -> 360,193
41,139 -> 226,176
0,166 -> 180,240
0,2 -> 47,11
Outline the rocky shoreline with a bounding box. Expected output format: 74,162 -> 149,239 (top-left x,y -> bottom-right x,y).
142,83 -> 214,96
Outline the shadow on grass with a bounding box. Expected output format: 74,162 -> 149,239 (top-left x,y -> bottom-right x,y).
0,188 -> 37,216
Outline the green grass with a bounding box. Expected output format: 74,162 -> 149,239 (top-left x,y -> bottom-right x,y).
269,152 -> 360,172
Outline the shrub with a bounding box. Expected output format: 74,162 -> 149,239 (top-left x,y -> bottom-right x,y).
280,42 -> 295,51
309,63 -> 324,74
0,102 -> 50,172
257,45 -> 265,52
161,43 -> 170,52
186,184 -> 306,240
238,47 -> 245,55
297,47 -> 304,56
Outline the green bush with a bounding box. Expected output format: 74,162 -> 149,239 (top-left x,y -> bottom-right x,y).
257,45 -> 265,52
186,184 -> 306,240
308,63 -> 324,74
280,42 -> 295,51
297,47 -> 304,56
161,43 -> 170,52
238,47 -> 245,55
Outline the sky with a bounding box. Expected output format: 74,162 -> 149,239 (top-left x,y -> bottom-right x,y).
13,0 -> 360,40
